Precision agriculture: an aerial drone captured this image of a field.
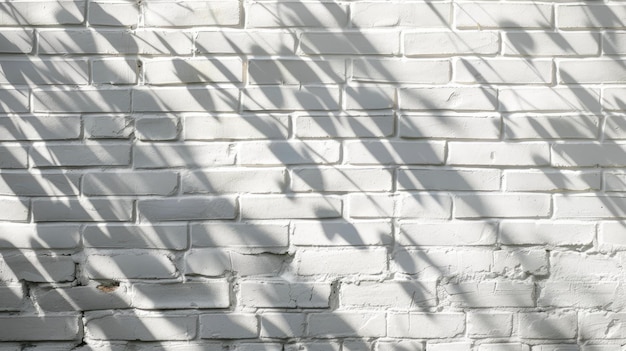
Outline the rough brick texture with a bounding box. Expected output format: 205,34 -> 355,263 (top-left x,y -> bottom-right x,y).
0,0 -> 623,349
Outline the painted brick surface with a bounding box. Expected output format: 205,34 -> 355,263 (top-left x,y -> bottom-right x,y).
0,0 -> 623,348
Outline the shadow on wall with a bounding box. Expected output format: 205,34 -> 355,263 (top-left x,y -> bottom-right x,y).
0,0 -> 624,350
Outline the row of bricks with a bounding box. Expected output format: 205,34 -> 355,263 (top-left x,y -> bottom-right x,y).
4,58 -> 626,86
4,114 -> 626,141
5,30 -> 626,56
3,141 -> 626,168
0,310 -> 624,341
4,1 -> 626,30
4,87 -> 626,113
2,193 -> 626,221
0,247 -> 623,281
0,220 -> 622,249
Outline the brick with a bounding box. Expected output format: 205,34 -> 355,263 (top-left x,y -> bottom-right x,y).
185,249 -> 230,276
379,341 -> 424,351
308,312 -> 385,337
88,1 -> 139,26
230,252 -> 286,276
504,114 -> 600,139
0,284 -> 23,311
397,221 -> 497,246
579,312 -> 626,339
85,253 -> 177,279
457,59 -> 552,84
85,313 -> 196,341
200,313 -> 258,339
0,89 -> 28,112
445,281 -> 535,307
348,194 -> 396,218
0,1 -> 84,25
248,2 -> 348,28
0,172 -> 80,196
388,313 -> 464,338
0,315 -> 80,341
505,170 -> 600,192
456,3 -> 552,29
553,143 -> 626,167
499,87 -> 601,112
196,31 -> 297,55
84,115 -> 133,139
132,281 -> 229,309
32,198 -> 132,222
500,221 -> 595,246
538,282 -> 618,308
0,198 -> 27,222
0,29 -> 33,53
560,60 -> 626,84
352,2 -> 450,28
299,31 -> 400,55
144,1 -> 239,27
93,59 -> 138,84
353,59 -> 449,84
550,251 -> 620,280
448,142 -> 550,166
192,223 -> 288,248
532,346 -> 579,351
240,280 -> 330,308
398,168 -> 500,191
455,194 -> 551,218
559,5 -> 626,29
0,59 -> 88,85
400,115 -> 500,139
600,222 -> 626,251
184,115 -> 288,140
504,32 -> 600,56
297,248 -> 387,275
468,312 -> 513,337
39,30 -> 192,55
428,343 -> 471,351
0,224 -> 79,249
136,116 -> 178,140
144,58 -> 242,85
405,31 -> 499,56
260,313 -> 306,338
399,193 -> 452,219
139,197 -> 236,221
400,87 -> 497,111
84,171 -> 177,196
393,248 -> 492,277
33,89 -> 130,113
555,195 -> 626,218
346,140 -> 445,165
183,169 -> 286,194
236,344 -> 284,351
83,224 -> 187,250
292,167 -> 392,192
242,195 -> 341,219
133,87 -> 238,112
285,343 -> 340,351
341,280 -> 436,308
239,141 -> 340,165
35,285 -> 131,312
604,33 -> 626,55
1,254 -> 75,282
243,87 -> 340,111
345,86 -> 395,110
605,114 -> 626,139
31,143 -> 130,167
249,59 -> 344,85
493,249 -> 548,276
0,116 -> 80,141
479,344 -> 530,351
134,143 -> 235,168
292,221 -> 392,246
604,88 -> 626,111
296,115 -> 393,138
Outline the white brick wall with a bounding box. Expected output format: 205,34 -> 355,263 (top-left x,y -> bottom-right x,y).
0,0 -> 625,349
